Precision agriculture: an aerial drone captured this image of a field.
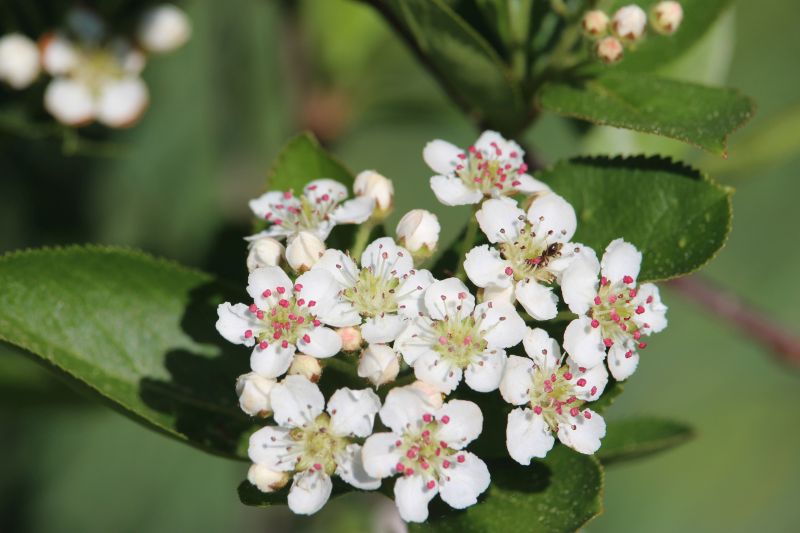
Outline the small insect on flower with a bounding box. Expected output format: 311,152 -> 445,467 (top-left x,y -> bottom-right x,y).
561,239 -> 668,380
362,386 -> 490,523
249,376 -> 382,515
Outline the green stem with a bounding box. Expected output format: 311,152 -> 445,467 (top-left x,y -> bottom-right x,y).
350,220 -> 377,261
454,206 -> 481,281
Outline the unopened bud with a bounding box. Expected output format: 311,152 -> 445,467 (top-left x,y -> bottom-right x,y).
0,34 -> 40,89
337,326 -> 363,352
581,10 -> 609,38
247,236 -> 284,272
288,354 -> 322,383
138,4 -> 191,53
396,209 -> 440,261
612,5 -> 647,42
408,380 -> 445,410
358,345 -> 400,387
651,1 -> 683,35
354,170 -> 394,215
248,464 -> 290,493
480,284 -> 515,305
236,372 -> 276,417
595,36 -> 624,64
285,231 -> 325,273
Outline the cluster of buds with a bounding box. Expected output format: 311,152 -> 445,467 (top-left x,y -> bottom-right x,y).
581,2 -> 684,64
0,4 -> 190,127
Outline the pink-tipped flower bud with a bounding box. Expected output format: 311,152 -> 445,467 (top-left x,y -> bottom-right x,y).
235,372 -> 276,417
288,354 -> 322,383
650,1 -> 683,35
396,209 -> 440,260
138,4 -> 191,54
246,236 -> 284,272
0,34 -> 40,89
595,36 -> 624,64
582,10 -> 610,38
285,231 -> 325,273
612,5 -> 647,42
354,170 -> 394,214
247,464 -> 290,493
358,344 -> 400,387
337,326 -> 363,352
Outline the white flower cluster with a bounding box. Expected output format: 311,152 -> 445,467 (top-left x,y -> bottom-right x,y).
581,2 -> 684,64
217,131 -> 668,522
0,5 -> 190,127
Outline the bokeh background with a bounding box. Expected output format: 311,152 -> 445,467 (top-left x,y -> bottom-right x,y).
2,0 -> 799,532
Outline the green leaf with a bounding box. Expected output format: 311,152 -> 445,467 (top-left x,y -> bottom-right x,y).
592,378 -> 624,414
363,0 -> 528,134
598,417 -> 694,465
539,73 -> 755,155
0,246 -> 255,459
540,155 -> 733,281
266,131 -> 355,192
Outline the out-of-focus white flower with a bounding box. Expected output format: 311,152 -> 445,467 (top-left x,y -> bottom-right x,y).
581,10 -> 609,37
236,372 -> 276,417
288,354 -> 323,383
396,209 -> 440,256
651,1 -> 683,35
0,34 -> 40,89
354,170 -> 394,213
337,326 -> 363,351
358,344 -> 400,387
595,36 -> 624,64
286,231 -> 326,273
138,4 -> 191,53
612,5 -> 647,42
247,236 -> 284,272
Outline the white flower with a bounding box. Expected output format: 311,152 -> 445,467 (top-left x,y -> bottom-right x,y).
216,265 -> 358,378
138,4 -> 191,53
651,1 -> 683,35
595,36 -> 623,64
247,236 -> 284,272
288,354 -> 322,382
362,386 -> 490,523
464,194 -> 589,321
396,209 -> 440,254
248,376 -> 382,515
286,231 -> 326,273
582,10 -> 610,37
358,344 -> 400,387
354,170 -> 394,212
248,179 -> 375,242
312,237 -> 435,345
394,277 -> 526,394
612,5 -> 647,42
500,328 -> 608,462
236,372 -> 276,417
0,34 -> 40,89
423,130 -> 550,206
561,239 -> 668,380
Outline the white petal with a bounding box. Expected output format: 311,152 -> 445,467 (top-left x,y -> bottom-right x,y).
499,355 -> 535,406
475,301 -> 525,349
138,4 -> 191,53
481,284 -> 515,305
331,196 -> 375,224
295,268 -> 341,318
522,327 -> 561,368
248,191 -> 300,222
96,77 -> 149,128
250,342 -> 295,378
361,237 -> 413,278
248,425 -> 294,470
474,130 -> 521,157
514,280 -> 558,321
413,351 -> 462,394
601,238 -> 642,284
439,452 -> 490,509
236,372 -> 276,416
394,474 -> 437,523
607,341 -> 639,381
41,34 -> 78,75
465,350 -> 507,393
335,443 -> 381,490
506,408 -> 555,464
379,386 -> 430,435
312,249 -> 358,288
513,174 -> 550,194
247,266 -> 293,309
216,302 -> 259,347
270,375 -> 325,427
568,358 -> 609,400
44,78 -> 95,126
396,269 -> 436,318
315,300 -> 361,328
634,283 -> 668,334
423,139 -> 464,175
430,175 -> 482,206
297,326 -> 341,358
328,387 -> 381,438
476,197 -> 525,243
362,432 -> 403,478
464,245 -> 512,289
560,253 -> 601,314
558,410 -> 606,454
394,317 -> 437,365
424,278 -> 475,320
304,179 -> 348,204
526,193 -> 577,243
362,314 -> 407,344
0,34 -> 40,89
435,400 -> 483,448
287,470 -> 333,515
563,317 -> 607,369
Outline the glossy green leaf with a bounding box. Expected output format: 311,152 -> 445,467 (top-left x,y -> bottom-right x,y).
540,155 -> 733,281
598,417 -> 694,465
266,131 -> 354,192
539,73 -> 754,154
0,246 -> 255,459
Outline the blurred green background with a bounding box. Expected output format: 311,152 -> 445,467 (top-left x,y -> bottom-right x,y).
2,0 -> 799,532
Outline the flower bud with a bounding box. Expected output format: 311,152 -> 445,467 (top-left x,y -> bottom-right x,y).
408,380 -> 445,410
354,170 -> 394,214
288,354 -> 322,383
358,345 -> 400,387
581,10 -> 609,38
650,1 -> 683,35
138,4 -> 191,53
285,231 -> 325,273
246,236 -> 284,272
247,464 -> 290,493
595,36 -> 624,64
612,5 -> 647,42
480,284 -> 515,305
0,34 -> 40,89
235,372 -> 276,417
396,209 -> 440,259
337,326 -> 363,352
